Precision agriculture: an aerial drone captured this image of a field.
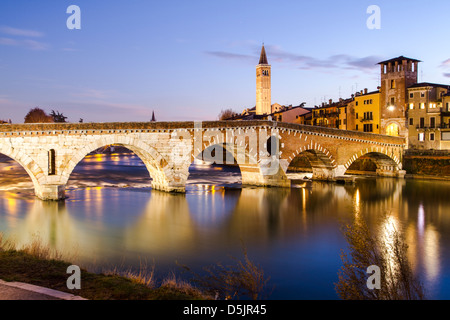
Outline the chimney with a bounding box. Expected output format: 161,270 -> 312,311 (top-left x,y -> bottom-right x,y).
364,88 -> 368,94
329,99 -> 332,105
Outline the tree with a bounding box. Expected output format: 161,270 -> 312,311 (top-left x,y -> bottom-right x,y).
24,108 -> 53,123
218,108 -> 236,120
335,214 -> 425,300
50,110 -> 68,123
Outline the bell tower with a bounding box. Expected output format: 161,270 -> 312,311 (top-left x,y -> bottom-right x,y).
256,44 -> 271,115
378,56 -> 420,137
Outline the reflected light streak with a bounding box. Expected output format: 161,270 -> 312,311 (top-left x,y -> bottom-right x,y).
7,198 -> 17,216
423,225 -> 440,284
302,188 -> 306,212
353,188 -> 361,217
418,204 -> 425,237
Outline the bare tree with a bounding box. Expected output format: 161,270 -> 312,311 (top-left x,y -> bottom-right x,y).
218,108 -> 236,120
50,110 -> 68,123
180,243 -> 272,300
24,108 -> 53,123
335,214 -> 425,300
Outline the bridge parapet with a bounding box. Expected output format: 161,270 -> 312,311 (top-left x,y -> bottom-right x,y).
0,121 -> 406,146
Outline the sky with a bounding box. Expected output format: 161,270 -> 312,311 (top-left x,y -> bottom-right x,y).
1,0 -> 450,123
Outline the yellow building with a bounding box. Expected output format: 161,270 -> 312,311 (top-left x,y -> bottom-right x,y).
353,89 -> 381,134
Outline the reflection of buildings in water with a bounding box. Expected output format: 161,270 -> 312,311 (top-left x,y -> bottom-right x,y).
354,178 -> 403,225
405,203 -> 440,289
354,179 -> 441,294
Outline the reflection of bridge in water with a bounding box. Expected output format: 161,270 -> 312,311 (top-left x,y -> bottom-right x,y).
0,121 -> 405,200
0,179 -> 406,258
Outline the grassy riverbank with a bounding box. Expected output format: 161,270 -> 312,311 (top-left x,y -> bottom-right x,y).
0,235 -> 208,300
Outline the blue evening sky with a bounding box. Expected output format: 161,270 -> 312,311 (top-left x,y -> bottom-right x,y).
1,0 -> 450,123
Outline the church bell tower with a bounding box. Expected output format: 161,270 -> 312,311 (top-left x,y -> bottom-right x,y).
256,44 -> 271,115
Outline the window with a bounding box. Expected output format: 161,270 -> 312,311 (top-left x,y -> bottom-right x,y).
356,124 -> 359,130
356,101 -> 359,106
430,133 -> 435,141
390,97 -> 395,105
421,92 -> 425,98
420,103 -> 425,109
420,117 -> 425,128
418,133 -> 425,142
48,149 -> 56,175
409,103 -> 414,109
391,80 -> 396,89
409,118 -> 414,126
430,117 -> 436,128
356,113 -> 359,119
363,124 -> 373,132
443,132 -> 450,141
410,93 -> 414,99
363,112 -> 373,120
447,102 -> 449,112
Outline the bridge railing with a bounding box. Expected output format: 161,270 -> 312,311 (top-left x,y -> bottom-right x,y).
0,120 -> 406,147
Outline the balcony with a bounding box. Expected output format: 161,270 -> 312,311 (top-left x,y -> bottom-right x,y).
359,117 -> 374,122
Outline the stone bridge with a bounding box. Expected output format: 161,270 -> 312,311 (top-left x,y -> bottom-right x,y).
0,121 -> 406,200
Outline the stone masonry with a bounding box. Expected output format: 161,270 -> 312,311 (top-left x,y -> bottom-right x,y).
0,121 -> 406,200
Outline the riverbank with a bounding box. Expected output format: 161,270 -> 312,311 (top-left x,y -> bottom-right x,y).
403,150 -> 450,178
0,236 -> 208,300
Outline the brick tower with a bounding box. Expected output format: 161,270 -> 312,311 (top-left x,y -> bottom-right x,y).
256,44 -> 271,115
378,56 -> 420,137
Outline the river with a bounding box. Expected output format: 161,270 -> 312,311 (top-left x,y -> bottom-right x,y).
1,152 -> 450,299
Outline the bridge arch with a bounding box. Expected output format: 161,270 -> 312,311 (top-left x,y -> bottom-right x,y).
186,132 -> 290,188
285,142 -> 337,180
343,147 -> 403,177
59,136 -> 175,193
0,146 -> 44,195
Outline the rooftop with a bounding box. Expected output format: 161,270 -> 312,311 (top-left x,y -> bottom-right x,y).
258,44 -> 269,65
378,56 -> 421,65
408,82 -> 450,89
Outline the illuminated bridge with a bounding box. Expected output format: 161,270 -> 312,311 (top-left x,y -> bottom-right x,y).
0,121 -> 405,200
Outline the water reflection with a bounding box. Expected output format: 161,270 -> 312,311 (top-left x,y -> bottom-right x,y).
1,154 -> 450,298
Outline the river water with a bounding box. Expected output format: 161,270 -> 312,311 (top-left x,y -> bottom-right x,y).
1,152 -> 450,299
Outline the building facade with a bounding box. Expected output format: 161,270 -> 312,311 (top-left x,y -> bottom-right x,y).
353,89 -> 381,134
407,83 -> 450,149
